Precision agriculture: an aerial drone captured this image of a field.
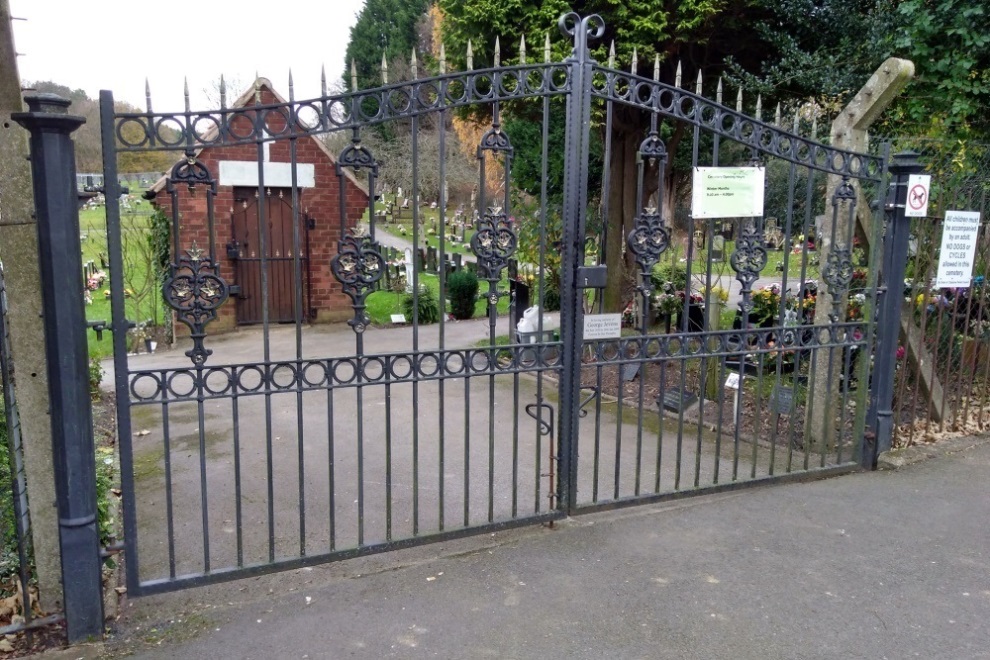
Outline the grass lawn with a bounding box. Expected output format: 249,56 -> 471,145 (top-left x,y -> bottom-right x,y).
365,272 -> 511,326
80,203 -> 165,360
363,195 -> 476,257
687,240 -> 822,281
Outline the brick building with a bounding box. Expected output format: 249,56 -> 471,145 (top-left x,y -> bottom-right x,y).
147,78 -> 368,333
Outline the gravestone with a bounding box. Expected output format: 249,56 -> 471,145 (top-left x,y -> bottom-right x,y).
622,363 -> 641,382
404,247 -> 415,293
426,246 -> 438,273
770,384 -> 795,415
660,387 -> 698,412
711,235 -> 726,262
453,253 -> 463,272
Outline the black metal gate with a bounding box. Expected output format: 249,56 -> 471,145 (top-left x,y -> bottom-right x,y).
95,13 -> 893,596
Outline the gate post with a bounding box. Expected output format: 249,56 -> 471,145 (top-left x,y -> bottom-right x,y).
865,151 -> 923,468
12,94 -> 104,641
557,13 -> 604,513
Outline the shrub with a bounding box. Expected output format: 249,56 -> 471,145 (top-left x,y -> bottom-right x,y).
89,357 -> 104,400
402,284 -> 440,324
447,270 -> 479,320
650,261 -> 688,292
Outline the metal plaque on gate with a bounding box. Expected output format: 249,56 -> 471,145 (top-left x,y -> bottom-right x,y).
583,313 -> 622,340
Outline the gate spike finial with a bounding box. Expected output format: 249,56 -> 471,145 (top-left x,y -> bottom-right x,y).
544,33 -> 550,63
288,69 -> 295,101
440,42 -> 446,74
254,74 -> 261,104
350,60 -> 358,91
653,55 -> 660,81
219,74 -> 227,109
381,52 -> 388,85
494,36 -> 500,67
183,76 -> 190,112
811,115 -> 818,139
467,40 -> 473,71
519,34 -> 526,65
675,60 -> 682,88
793,110 -> 800,133
145,78 -> 153,113
775,102 -> 781,127
321,64 -> 327,97
410,48 -> 418,79
608,40 -> 615,68
755,94 -> 762,120
695,69 -> 703,95
631,48 -> 637,74
736,87 -> 743,113
716,77 -> 723,105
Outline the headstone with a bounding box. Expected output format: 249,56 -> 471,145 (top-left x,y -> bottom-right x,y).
660,387 -> 698,412
693,229 -> 705,250
770,385 -> 795,415
622,363 -> 641,382
711,235 -> 726,262
426,246 -> 438,273
404,247 -> 415,293
460,223 -> 467,243
453,253 -> 463,272
390,313 -> 407,324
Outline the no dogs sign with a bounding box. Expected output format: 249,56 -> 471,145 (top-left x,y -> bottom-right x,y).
905,174 -> 931,218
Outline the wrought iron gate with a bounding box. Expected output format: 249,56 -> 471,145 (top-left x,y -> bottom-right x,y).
97,13 -> 890,596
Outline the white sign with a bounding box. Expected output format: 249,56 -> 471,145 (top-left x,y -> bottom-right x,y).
583,313 -> 622,340
691,167 -> 765,219
905,174 -> 931,217
218,161 -> 316,188
390,314 -> 407,324
936,210 -> 982,288
724,372 -> 741,390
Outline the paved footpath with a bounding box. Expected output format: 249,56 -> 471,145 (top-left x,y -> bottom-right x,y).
90,437 -> 990,659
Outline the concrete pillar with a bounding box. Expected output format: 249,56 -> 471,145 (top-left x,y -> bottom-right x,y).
0,0 -> 62,612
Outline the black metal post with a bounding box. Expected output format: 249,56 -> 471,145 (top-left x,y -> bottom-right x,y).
557,13 -> 603,513
866,151 -> 924,468
13,94 -> 104,641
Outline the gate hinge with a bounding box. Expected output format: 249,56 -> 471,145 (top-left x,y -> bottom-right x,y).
576,265 -> 607,289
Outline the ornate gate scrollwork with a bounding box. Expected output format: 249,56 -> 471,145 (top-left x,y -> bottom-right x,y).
163,155 -> 229,365
331,231 -> 385,333
163,243 -> 229,365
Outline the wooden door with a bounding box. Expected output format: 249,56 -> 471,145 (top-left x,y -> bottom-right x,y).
230,188 -> 308,324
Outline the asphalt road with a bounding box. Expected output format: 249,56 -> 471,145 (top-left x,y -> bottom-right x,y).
104,437 -> 990,659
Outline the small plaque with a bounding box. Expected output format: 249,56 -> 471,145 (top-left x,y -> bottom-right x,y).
622,363 -> 641,382
661,387 -> 698,412
390,314 -> 407,324
583,313 -> 622,340
770,385 -> 795,415
725,372 -> 741,390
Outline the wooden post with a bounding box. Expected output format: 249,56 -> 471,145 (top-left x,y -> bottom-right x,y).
809,57 -> 916,449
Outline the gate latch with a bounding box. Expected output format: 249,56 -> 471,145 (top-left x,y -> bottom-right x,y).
576,265 -> 607,289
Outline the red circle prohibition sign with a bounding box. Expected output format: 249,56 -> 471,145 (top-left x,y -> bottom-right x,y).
908,184 -> 928,210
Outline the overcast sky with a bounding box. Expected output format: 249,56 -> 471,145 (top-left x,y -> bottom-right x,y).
9,0 -> 366,112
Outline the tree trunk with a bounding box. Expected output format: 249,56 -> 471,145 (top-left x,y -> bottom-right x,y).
603,107 -> 660,312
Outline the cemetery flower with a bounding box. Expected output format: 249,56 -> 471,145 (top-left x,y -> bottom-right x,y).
653,292 -> 681,315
